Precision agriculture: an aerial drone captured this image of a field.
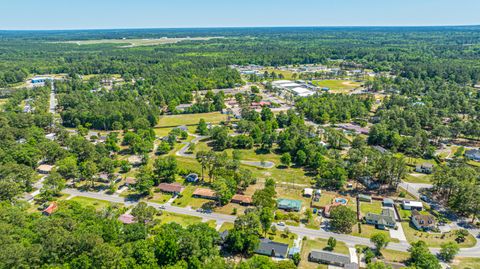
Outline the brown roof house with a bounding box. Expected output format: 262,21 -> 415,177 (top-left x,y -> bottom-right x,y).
158,182 -> 185,195
411,210 -> 436,231
118,213 -> 136,224
231,194 -> 253,206
37,164 -> 54,174
192,188 -> 217,200
42,202 -> 58,216
125,177 -> 137,186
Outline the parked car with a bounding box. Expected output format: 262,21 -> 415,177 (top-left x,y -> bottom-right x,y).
277,222 -> 285,226
313,208 -> 317,214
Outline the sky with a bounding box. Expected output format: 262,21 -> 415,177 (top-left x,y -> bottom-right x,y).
1,0 -> 479,30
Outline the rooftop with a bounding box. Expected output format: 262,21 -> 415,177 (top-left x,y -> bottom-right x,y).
193,188 -> 216,198
118,213 -> 136,224
309,249 -> 352,265
255,239 -> 289,257
158,182 -> 184,193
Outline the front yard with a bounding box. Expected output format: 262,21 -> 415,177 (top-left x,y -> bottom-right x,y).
401,222 -> 477,247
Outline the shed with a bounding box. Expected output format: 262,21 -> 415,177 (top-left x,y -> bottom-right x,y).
358,194 -> 372,202
42,202 -> 58,216
402,200 -> 423,211
303,188 -> 314,197
382,198 -> 394,207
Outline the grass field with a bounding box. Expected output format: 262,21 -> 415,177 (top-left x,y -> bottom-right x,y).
69,196 -> 117,210
219,222 -> 234,232
452,257 -> 480,269
299,238 -> 349,269
144,192 -> 173,204
380,249 -> 410,263
64,37 -> 222,47
404,173 -> 433,184
359,200 -> 384,216
157,211 -> 203,227
172,185 -> 212,208
262,69 -> 295,80
312,79 -> 362,93
156,112 -> 228,128
401,222 -> 477,247
351,223 -> 395,242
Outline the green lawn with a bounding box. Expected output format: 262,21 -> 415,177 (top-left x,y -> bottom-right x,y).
401,222 -> 477,247
144,192 -> 173,204
351,223 -> 397,242
69,196 -> 117,210
156,112 -> 227,128
266,230 -> 297,247
453,257 -> 480,269
404,173 -> 433,184
380,249 -> 410,263
157,211 -> 203,227
219,222 -> 234,232
359,200 -> 383,216
172,185 -> 212,209
312,79 -> 362,93
299,238 -> 350,269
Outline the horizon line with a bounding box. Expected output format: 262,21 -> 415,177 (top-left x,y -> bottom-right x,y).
1,24 -> 479,31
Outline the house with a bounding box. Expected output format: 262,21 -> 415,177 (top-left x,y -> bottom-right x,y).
254,239 -> 289,258
97,173 -> 110,182
358,194 -> 372,202
415,163 -> 434,174
308,250 -> 357,268
402,200 -> 423,211
125,177 -> 137,186
365,208 -> 397,230
128,155 -> 143,166
382,198 -> 395,207
185,173 -> 199,183
42,202 -> 58,216
411,210 -> 436,231
465,149 -> 480,162
277,198 -> 302,212
158,182 -> 185,195
118,213 -> 136,224
37,164 -> 54,174
192,188 -> 217,200
303,188 -> 314,197
373,145 -> 388,154
231,194 -> 253,206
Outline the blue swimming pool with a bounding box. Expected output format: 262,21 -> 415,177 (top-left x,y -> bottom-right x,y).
335,198 -> 348,205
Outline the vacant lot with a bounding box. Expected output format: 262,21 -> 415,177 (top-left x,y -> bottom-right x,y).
70,196 -> 117,210
64,37 -> 222,47
453,257 -> 480,269
156,212 -> 203,227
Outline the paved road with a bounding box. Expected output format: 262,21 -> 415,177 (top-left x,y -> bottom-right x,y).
62,188 -> 480,257
399,181 -> 433,199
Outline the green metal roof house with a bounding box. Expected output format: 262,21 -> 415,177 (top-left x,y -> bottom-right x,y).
277,198 -> 302,212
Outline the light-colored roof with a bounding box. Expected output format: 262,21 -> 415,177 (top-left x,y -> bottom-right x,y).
304,188 -> 314,196
403,200 -> 423,208
158,182 -> 184,193
309,250 -> 352,264
125,177 -> 137,185
37,164 -> 54,172
118,214 -> 136,224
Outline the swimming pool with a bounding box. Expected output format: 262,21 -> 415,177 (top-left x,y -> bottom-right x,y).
334,198 -> 348,205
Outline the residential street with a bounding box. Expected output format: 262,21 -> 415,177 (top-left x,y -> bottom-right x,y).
61,188 -> 480,257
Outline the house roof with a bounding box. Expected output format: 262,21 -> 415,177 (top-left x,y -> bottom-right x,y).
309,250 -> 351,265
365,208 -> 396,223
231,194 -> 253,204
125,177 -> 137,185
255,239 -> 289,257
158,182 -> 184,193
118,213 -> 136,224
37,164 -> 54,172
304,188 -> 314,196
383,198 -> 394,204
412,210 -> 435,228
403,200 -> 423,208
193,188 -> 216,198
43,202 -> 58,215
277,198 -> 302,210
419,163 -> 433,168
358,194 -> 371,200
